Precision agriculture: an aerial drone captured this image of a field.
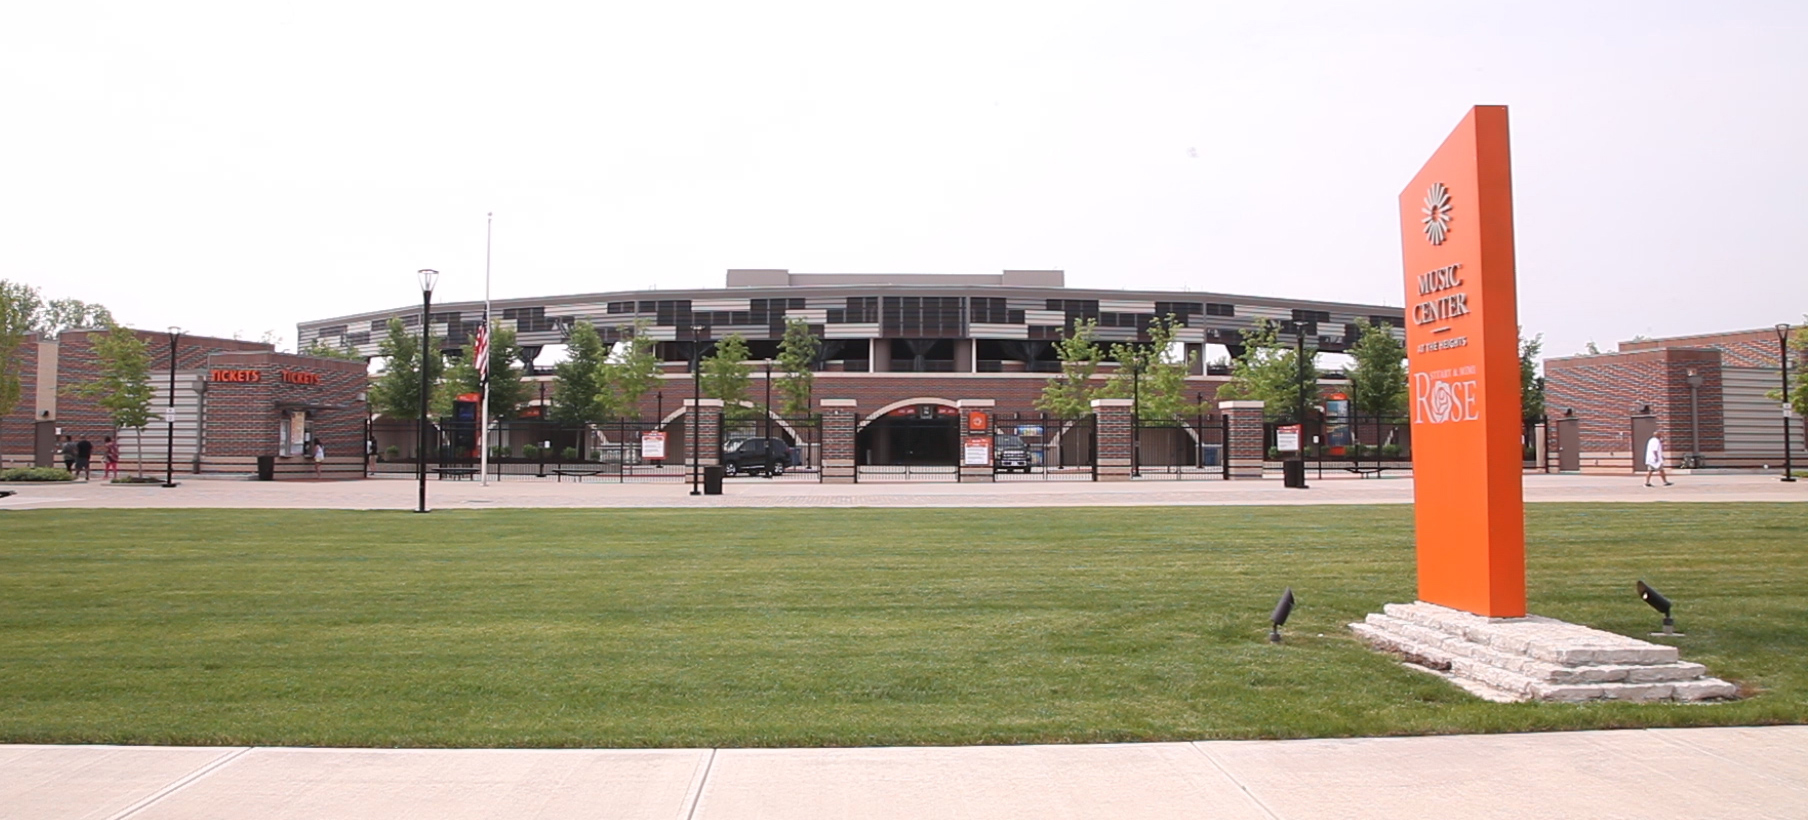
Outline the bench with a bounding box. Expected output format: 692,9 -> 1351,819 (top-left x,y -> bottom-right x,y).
1345,464 -> 1392,478
433,467 -> 479,481
554,468 -> 612,483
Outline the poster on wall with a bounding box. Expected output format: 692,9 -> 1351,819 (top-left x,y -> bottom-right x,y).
641,431 -> 666,461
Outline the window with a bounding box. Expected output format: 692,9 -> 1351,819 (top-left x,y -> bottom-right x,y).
1205,303 -> 1236,317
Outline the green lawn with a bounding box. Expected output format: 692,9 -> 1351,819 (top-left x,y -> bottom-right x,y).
1,504 -> 1803,748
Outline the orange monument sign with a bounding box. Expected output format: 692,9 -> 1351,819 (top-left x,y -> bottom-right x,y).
1399,106 -> 1526,618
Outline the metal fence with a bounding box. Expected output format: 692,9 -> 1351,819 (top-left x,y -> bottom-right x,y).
1263,414 -> 1413,478
1132,415 -> 1228,480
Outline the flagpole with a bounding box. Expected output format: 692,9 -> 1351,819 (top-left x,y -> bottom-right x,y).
480,211 -> 493,486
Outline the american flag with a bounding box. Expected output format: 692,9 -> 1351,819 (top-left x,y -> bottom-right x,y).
473,319 -> 490,383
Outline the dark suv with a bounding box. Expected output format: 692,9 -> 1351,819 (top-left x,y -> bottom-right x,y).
993,435 -> 1031,473
721,437 -> 791,477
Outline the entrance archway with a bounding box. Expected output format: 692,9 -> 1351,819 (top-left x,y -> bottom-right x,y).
858,399 -> 959,465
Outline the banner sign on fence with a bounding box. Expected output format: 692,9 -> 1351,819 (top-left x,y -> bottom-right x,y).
641,431 -> 666,461
1400,105 -> 1526,618
962,436 -> 992,466
1276,425 -> 1302,452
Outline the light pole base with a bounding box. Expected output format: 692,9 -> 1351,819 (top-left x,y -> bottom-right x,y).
160,482 -> 179,489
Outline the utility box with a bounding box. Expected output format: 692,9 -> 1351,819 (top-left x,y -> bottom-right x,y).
1283,459 -> 1307,489
703,465 -> 724,495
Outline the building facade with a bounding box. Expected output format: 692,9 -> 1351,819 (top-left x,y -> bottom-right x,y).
1544,328 -> 1805,472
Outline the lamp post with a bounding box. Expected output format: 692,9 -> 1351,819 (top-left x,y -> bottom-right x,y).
536,380 -> 547,478
416,268 -> 438,513
690,325 -> 706,495
1684,368 -> 1703,469
764,358 -> 775,476
1780,323 -> 1797,483
161,327 -> 182,488
1130,349 -> 1142,478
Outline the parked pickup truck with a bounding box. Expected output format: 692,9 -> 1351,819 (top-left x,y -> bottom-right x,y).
993,435 -> 1031,473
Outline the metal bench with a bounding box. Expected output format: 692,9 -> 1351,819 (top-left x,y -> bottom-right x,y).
1345,464 -> 1392,478
553,468 -> 611,483
432,467 -> 479,481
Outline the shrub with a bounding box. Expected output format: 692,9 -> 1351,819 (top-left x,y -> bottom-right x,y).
489,445 -> 511,459
0,467 -> 76,482
521,444 -> 540,459
1266,447 -> 1282,461
561,446 -> 579,461
383,445 -> 400,462
1381,443 -> 1402,458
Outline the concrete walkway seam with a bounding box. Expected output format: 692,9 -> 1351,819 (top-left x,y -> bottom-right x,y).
102,746 -> 252,820
680,748 -> 718,820
1188,742 -> 1282,820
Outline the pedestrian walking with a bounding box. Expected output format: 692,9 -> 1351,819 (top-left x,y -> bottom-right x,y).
312,438 -> 326,479
1645,430 -> 1672,487
60,436 -> 77,473
103,436 -> 120,480
75,437 -> 94,480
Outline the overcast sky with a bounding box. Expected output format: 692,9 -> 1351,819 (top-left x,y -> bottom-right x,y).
4,1 -> 1803,363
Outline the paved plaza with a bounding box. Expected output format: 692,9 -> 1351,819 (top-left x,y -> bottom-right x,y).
4,472 -> 1803,818
2,470 -> 1804,511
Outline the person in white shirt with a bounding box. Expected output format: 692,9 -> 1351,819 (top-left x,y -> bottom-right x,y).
312,438 -> 326,479
1644,430 -> 1671,487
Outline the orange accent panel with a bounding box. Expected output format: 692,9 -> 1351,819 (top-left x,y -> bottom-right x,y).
1399,106 -> 1526,618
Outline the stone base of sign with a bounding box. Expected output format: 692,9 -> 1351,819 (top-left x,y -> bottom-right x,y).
959,465 -> 994,482
1350,601 -> 1738,704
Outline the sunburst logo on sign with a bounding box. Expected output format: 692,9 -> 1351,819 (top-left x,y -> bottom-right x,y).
1422,182 -> 1453,245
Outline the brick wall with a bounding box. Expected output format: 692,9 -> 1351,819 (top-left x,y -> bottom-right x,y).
1222,401 -> 1267,479
819,400 -> 857,483
1545,348 -> 1724,454
1619,328 -> 1788,368
1090,399 -> 1133,480
195,351 -> 370,479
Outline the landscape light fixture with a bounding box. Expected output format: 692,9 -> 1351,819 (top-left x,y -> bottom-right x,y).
1269,587 -> 1296,643
1636,580 -> 1680,636
161,327 -> 183,488
415,269 -> 438,514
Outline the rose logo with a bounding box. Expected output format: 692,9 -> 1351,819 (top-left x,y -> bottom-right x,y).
1428,380 -> 1459,423
1422,182 -> 1452,245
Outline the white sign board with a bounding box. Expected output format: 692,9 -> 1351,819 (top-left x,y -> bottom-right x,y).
1276,425 -> 1302,452
963,436 -> 992,467
641,431 -> 666,461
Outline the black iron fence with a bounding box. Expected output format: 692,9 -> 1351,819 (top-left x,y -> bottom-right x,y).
1132,415 -> 1229,480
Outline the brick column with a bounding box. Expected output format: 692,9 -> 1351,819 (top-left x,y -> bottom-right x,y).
682,398 -> 724,488
1091,398 -> 1133,481
1220,401 -> 1266,479
956,399 -> 996,482
819,399 -> 857,484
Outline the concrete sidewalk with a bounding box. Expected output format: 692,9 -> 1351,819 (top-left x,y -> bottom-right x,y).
4,726 -> 1803,819
1,471 -> 1803,511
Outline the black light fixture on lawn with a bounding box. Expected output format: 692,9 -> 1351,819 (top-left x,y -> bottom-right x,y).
1269,587 -> 1296,643
161,327 -> 183,488
415,268 -> 438,514
1636,580 -> 1679,636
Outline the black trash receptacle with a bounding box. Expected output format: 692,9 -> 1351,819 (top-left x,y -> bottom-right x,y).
256,455 -> 276,481
703,465 -> 725,495
1282,459 -> 1307,489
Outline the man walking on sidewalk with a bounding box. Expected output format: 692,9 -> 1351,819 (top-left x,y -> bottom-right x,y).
1645,430 -> 1672,487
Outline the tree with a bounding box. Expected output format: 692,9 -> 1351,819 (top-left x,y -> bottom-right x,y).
597,320 -> 661,421
76,324 -> 157,478
42,299 -> 114,336
701,333 -> 755,421
445,325 -> 529,421
301,339 -> 363,361
1519,330 -> 1545,423
1215,317 -> 1320,421
0,281 -> 37,429
369,318 -> 445,422
775,318 -> 820,417
1036,318 -> 1104,418
1098,316 -> 1194,423
1346,319 -> 1407,418
550,321 -> 608,425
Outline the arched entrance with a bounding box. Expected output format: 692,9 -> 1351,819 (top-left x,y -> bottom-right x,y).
858,399 -> 959,465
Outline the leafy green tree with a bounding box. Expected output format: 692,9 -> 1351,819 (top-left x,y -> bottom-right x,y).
1519,330 -> 1545,423
701,333 -> 755,421
1036,318 -> 1104,418
550,321 -> 608,425
1097,316 -> 1195,423
597,320 -> 661,421
0,281 -> 38,432
76,324 -> 157,477
1346,319 -> 1407,418
369,318 -> 445,422
301,339 -> 363,361
775,318 -> 820,417
43,299 -> 114,336
445,325 -> 529,421
1216,317 -> 1320,421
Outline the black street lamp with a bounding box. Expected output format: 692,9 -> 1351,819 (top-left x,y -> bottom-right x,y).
416,268 -> 438,513
1685,368 -> 1703,469
1130,349 -> 1142,478
1780,323 -> 1797,483
161,327 -> 182,488
690,325 -> 707,495
764,358 -> 775,477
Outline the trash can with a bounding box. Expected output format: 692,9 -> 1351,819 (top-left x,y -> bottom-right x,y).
256,455 -> 276,481
703,465 -> 725,495
1282,458 -> 1307,489
1200,444 -> 1222,467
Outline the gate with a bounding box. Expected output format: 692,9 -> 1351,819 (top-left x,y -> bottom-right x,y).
1132,415 -> 1228,480
990,413 -> 1097,481
721,413 -> 823,482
